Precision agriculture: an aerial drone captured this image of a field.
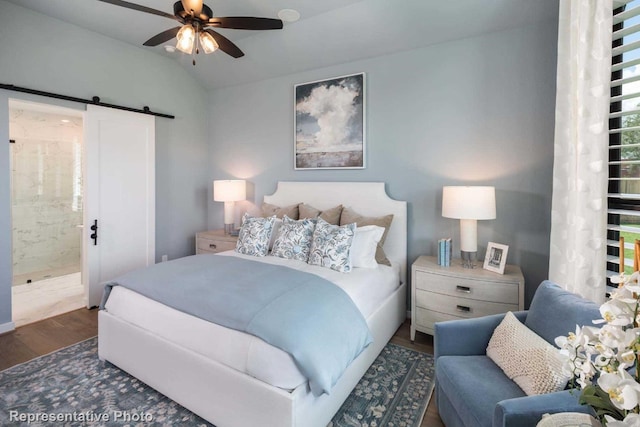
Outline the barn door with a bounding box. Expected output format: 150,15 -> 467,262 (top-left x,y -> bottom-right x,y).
84,105 -> 155,307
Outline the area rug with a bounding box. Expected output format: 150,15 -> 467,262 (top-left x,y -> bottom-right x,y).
0,338 -> 434,427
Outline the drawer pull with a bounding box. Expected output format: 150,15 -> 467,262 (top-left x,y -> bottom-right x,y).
456,305 -> 472,313
456,285 -> 471,294
209,243 -> 217,249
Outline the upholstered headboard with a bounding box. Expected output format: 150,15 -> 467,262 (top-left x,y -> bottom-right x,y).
264,181 -> 407,285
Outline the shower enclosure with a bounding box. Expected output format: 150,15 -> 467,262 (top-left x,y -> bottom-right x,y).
10,103 -> 83,285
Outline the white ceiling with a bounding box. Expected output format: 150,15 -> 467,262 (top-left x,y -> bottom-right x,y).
7,0 -> 558,90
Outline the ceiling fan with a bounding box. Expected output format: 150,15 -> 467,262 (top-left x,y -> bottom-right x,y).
98,0 -> 283,64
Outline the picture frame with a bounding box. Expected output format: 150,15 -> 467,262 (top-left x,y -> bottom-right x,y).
294,72 -> 366,170
483,242 -> 509,274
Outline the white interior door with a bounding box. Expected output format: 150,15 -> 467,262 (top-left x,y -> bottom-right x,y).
84,105 -> 155,308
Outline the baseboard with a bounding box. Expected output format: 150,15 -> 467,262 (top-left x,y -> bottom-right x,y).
0,321 -> 15,335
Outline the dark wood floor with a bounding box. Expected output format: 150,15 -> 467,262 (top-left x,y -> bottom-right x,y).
0,309 -> 444,427
0,308 -> 98,371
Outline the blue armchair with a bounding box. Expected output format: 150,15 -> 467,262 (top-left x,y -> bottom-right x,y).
434,281 -> 601,427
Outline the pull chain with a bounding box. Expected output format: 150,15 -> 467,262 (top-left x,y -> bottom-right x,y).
192,33 -> 200,66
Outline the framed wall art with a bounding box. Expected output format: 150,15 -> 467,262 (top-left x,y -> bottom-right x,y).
294,72 -> 365,170
483,242 -> 509,274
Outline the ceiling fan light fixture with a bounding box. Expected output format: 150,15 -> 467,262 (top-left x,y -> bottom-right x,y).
176,24 -> 196,54
100,0 -> 284,61
199,31 -> 218,54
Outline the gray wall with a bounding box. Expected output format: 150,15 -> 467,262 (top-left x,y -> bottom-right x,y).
208,21 -> 559,307
0,1 -> 209,326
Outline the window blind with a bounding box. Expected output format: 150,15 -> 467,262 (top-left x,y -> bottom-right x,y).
608,0 -> 640,278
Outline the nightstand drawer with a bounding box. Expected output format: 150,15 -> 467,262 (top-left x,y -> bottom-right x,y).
197,238 -> 237,253
414,271 -> 518,304
415,307 -> 461,332
415,289 -> 518,318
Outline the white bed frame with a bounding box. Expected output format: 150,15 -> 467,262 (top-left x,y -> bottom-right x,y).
99,181 -> 407,427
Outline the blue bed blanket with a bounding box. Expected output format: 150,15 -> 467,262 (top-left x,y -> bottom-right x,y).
100,254 -> 373,396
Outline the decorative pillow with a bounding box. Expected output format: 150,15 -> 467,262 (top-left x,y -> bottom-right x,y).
308,218 -> 356,273
524,281 -> 601,345
486,311 -> 570,396
235,214 -> 276,257
271,216 -> 316,262
339,207 -> 393,266
261,202 -> 300,220
298,204 -> 343,225
350,225 -> 385,269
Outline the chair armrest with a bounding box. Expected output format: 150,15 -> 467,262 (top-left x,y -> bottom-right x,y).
434,311 -> 527,359
493,389 -> 593,427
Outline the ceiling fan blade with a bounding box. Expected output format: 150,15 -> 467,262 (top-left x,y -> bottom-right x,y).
98,0 -> 179,21
143,27 -> 182,46
204,29 -> 244,58
181,0 -> 203,15
207,17 -> 283,30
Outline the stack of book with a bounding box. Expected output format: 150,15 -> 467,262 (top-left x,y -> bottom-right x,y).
437,238 -> 452,266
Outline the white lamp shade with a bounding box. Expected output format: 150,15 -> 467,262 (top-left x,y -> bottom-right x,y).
213,180 -> 246,202
442,186 -> 496,220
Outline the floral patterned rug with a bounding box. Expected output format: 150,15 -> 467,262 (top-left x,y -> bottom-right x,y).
0,338 -> 434,427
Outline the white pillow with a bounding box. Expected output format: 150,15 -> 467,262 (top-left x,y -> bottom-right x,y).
350,225 -> 385,268
486,311 -> 570,396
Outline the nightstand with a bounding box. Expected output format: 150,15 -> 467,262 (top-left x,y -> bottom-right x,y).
411,255 -> 524,340
195,229 -> 238,254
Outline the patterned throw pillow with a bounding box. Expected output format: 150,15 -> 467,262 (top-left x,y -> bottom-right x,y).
308,218 -> 356,273
235,214 -> 276,257
486,311 -> 570,396
271,216 -> 316,262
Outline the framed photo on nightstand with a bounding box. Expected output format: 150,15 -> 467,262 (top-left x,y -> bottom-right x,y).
483,242 -> 509,274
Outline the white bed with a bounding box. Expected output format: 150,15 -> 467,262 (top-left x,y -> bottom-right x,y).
98,181 -> 407,427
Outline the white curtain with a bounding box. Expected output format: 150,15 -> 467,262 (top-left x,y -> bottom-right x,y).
548,0 -> 612,303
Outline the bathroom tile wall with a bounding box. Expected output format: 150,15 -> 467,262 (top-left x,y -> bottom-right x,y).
10,108 -> 83,283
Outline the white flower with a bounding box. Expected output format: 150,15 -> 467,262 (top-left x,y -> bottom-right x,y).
556,325 -> 584,348
599,324 -> 628,350
576,364 -> 596,388
618,350 -> 636,369
594,299 -> 634,326
598,371 -> 640,411
555,270 -> 640,423
612,271 -> 640,294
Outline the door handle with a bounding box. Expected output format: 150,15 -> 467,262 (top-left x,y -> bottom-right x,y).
90,219 -> 98,246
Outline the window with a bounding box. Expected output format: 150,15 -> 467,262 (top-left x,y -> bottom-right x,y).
608,0 -> 640,278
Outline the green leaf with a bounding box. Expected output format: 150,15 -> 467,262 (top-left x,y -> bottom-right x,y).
578,387 -> 625,422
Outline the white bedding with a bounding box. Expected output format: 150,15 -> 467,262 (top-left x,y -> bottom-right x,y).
103,251 -> 400,391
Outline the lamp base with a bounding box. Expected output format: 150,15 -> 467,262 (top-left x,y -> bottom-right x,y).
224,223 -> 235,235
460,250 -> 477,268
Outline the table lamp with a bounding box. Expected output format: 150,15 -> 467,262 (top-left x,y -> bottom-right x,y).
442,186 -> 496,268
213,180 -> 246,235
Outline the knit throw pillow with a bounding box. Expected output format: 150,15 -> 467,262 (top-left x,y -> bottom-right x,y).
486,311 -> 570,396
